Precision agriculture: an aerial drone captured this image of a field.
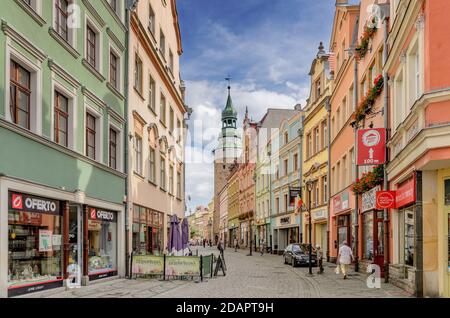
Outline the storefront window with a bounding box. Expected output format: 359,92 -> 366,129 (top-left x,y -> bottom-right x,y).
8,193 -> 63,288
88,208 -> 117,275
363,212 -> 373,260
132,204 -> 163,255
399,208 -> 415,267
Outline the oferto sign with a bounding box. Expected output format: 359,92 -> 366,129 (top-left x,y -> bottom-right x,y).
9,192 -> 60,215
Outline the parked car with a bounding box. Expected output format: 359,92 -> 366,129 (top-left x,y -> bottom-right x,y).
283,243 -> 317,267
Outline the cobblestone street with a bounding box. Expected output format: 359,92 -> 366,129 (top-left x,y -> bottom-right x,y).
21,247 -> 413,298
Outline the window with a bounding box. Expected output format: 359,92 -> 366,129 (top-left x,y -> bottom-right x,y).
284,159 -> 288,176
160,156 -> 166,190
284,194 -> 288,212
336,161 -> 341,191
284,131 -> 289,145
159,29 -> 166,58
109,51 -> 119,89
336,53 -> 340,73
275,198 -> 279,214
343,155 -> 347,187
315,79 -> 321,100
148,75 -> 156,111
160,94 -> 166,125
55,0 -> 69,41
350,148 -> 355,182
169,49 -> 174,74
400,208 -> 415,267
135,134 -> 142,175
169,165 -> 174,194
149,147 -> 156,183
361,78 -> 367,99
331,167 -> 336,194
169,107 -> 174,133
177,171 -> 181,198
349,85 -> 354,111
86,25 -> 97,68
321,120 -> 327,149
293,153 -> 298,171
275,165 -> 279,179
394,71 -> 404,129
54,91 -> 69,147
177,119 -> 182,143
336,107 -> 341,132
10,61 -> 31,130
331,117 -> 335,139
307,133 -> 312,158
363,212 -> 374,260
86,113 -> 96,160
342,97 -> 347,123
314,127 -> 320,153
314,182 -> 319,207
415,52 -> 421,99
369,64 -> 376,89
134,54 -> 143,94
323,176 -> 328,203
342,40 -> 346,61
109,128 -> 117,169
148,4 -> 155,36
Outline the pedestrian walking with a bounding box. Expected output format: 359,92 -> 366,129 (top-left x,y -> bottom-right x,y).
259,238 -> 265,256
316,245 -> 324,274
234,238 -> 238,252
337,240 -> 354,279
203,239 -> 206,248
217,238 -> 225,260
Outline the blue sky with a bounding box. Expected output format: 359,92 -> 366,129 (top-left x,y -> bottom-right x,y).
178,0 -> 335,213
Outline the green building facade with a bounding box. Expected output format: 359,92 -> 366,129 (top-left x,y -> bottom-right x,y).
0,0 -> 127,297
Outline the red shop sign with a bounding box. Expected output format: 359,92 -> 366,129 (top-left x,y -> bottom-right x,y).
376,191 -> 396,210
357,128 -> 386,165
395,177 -> 416,208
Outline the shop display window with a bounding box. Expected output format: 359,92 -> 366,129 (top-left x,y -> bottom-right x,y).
363,212 -> 373,260
8,210 -> 63,288
88,218 -> 117,274
132,204 -> 164,255
399,207 -> 415,267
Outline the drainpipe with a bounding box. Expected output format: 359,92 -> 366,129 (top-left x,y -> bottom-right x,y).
382,11 -> 390,283
326,97 -> 331,262
124,0 -> 137,278
353,51 -> 360,273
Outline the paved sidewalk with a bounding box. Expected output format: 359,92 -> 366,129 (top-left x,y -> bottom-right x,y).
19,246 -> 413,298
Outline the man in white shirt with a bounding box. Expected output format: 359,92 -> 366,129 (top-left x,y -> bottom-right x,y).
337,240 -> 354,279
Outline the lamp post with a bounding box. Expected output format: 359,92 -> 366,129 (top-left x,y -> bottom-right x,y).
305,179 -> 314,276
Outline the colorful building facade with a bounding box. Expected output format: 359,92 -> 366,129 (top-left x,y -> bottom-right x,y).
302,42 -> 332,259
0,0 -> 127,297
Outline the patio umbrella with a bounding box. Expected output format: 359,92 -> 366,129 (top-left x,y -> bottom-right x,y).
168,214 -> 183,256
181,218 -> 190,256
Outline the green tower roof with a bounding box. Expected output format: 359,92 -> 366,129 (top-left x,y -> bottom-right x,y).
222,89 -> 237,119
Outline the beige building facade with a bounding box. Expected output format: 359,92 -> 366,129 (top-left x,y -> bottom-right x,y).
127,0 -> 186,257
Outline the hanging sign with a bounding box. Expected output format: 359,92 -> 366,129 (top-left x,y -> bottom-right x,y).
376,191 -> 396,210
357,128 -> 386,165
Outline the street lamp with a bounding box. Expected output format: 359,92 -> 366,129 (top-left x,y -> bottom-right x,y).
305,179 -> 314,276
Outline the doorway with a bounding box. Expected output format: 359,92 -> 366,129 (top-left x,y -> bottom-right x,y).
373,211 -> 385,276
68,205 -> 82,273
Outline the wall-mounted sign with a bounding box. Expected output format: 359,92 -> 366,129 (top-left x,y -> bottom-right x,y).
362,186 -> 381,212
280,216 -> 291,225
357,128 -> 386,165
88,207 -> 117,222
312,210 -> 327,221
396,177 -> 416,209
9,192 -> 60,215
333,191 -> 349,214
376,191 -> 396,210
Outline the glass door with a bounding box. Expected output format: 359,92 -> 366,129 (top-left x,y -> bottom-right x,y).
373,211 -> 384,276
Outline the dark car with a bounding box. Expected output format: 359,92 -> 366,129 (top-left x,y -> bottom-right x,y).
283,243 -> 317,267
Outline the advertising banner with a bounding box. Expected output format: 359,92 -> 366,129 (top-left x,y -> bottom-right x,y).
165,256 -> 200,277
132,255 -> 164,276
39,230 -> 53,252
357,128 -> 386,165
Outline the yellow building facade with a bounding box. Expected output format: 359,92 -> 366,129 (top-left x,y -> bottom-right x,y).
227,165 -> 240,244
302,43 -> 333,259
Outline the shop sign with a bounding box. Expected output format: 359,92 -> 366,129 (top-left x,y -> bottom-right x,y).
165,256 -> 200,277
362,186 -> 381,212
280,216 -> 291,225
376,191 -> 396,210
9,192 -> 60,215
357,128 -> 386,165
395,177 -> 416,209
333,191 -> 349,214
89,207 -> 117,222
312,209 -> 327,221
132,255 -> 164,276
